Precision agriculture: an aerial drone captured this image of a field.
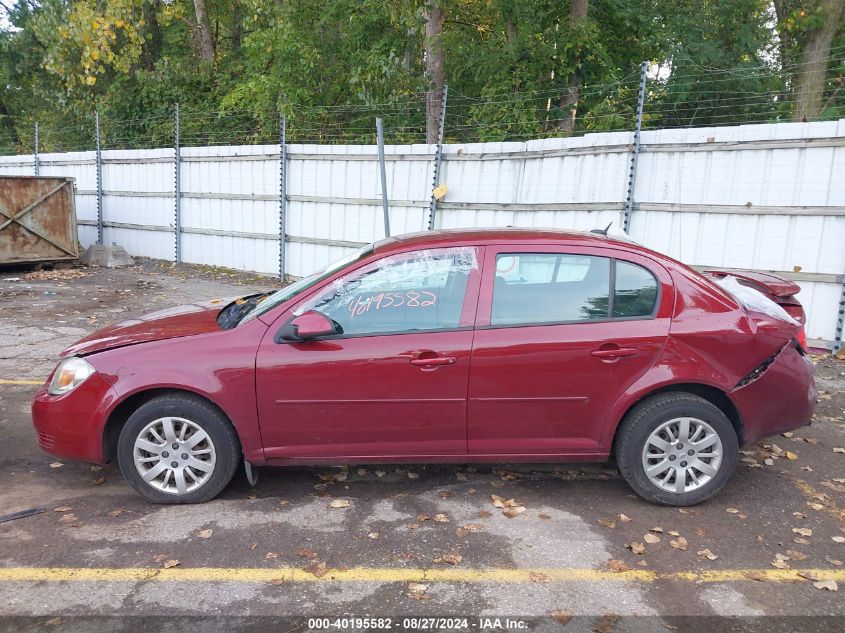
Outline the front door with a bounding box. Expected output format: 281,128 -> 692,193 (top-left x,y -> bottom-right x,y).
467,246 -> 672,457
256,246 -> 483,459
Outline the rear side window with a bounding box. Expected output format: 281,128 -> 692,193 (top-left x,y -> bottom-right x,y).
491,253 -> 659,326
613,261 -> 658,318
491,254 -> 611,325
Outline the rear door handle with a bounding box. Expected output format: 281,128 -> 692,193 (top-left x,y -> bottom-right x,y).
410,356 -> 456,366
590,347 -> 638,359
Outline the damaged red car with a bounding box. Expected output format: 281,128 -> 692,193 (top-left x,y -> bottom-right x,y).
32,228 -> 816,505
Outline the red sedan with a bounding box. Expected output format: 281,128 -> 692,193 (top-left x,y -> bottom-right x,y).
32,228 -> 817,505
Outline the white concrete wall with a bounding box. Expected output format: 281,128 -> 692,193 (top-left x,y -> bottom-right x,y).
1,119 -> 843,344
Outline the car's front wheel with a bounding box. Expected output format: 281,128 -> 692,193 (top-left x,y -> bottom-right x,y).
117,393 -> 240,503
615,392 -> 738,506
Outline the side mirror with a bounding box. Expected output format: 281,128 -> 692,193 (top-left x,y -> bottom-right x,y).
277,310 -> 337,341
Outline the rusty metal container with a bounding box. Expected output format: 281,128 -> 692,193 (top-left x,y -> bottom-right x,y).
0,176 -> 79,265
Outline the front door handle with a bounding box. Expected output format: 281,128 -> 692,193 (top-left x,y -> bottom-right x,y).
410,356 -> 457,367
590,347 -> 638,359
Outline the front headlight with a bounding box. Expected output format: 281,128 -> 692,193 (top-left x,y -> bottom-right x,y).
48,357 -> 95,396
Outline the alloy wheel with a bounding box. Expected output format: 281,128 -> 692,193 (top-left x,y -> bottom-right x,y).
641,417 -> 723,494
133,417 -> 216,495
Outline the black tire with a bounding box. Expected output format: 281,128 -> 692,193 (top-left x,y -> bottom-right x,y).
117,393 -> 241,504
614,392 -> 738,506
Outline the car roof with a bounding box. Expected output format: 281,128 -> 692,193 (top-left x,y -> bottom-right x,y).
373,227 -> 642,255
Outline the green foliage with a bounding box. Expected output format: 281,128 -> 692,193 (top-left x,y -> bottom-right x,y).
0,0 -> 843,154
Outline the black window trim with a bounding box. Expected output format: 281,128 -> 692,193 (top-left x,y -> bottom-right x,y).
485,252 -> 660,331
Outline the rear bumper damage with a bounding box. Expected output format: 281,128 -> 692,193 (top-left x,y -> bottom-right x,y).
731,342 -> 817,445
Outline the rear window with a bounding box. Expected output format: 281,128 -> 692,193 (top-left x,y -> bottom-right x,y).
491,254 -> 658,326
491,254 -> 611,325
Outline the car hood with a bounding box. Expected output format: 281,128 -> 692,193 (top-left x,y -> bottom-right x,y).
62,300 -> 228,358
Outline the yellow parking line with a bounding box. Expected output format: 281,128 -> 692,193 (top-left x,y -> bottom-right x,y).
0,567 -> 843,584
0,379 -> 42,385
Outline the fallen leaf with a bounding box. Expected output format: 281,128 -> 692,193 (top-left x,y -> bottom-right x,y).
618,514 -> 632,523
550,610 -> 572,625
328,499 -> 350,509
53,506 -> 73,512
808,502 -> 824,511
107,509 -> 128,517
433,513 -> 449,523
786,550 -> 808,561
833,448 -> 845,454
368,532 -> 379,539
785,451 -> 799,461
303,561 -> 328,577
793,527 -> 813,537
744,571 -> 767,581
408,582 -> 429,593
433,553 -> 462,565
92,477 -> 105,485
58,513 -> 78,524
162,559 -> 180,569
771,558 -> 790,570
529,571 -> 550,583
798,570 -> 820,581
606,559 -> 631,573
697,549 -> 718,561
271,577 -> 286,585
49,462 -> 63,469
491,495 -> 506,508
650,526 -> 664,533
644,533 -> 661,544
375,470 -> 386,477
670,537 -> 688,551
278,499 -> 290,506
297,548 -> 318,559
825,557 -> 843,566
502,506 -> 526,518
794,537 -> 810,545
477,511 -> 493,519
726,508 -> 740,514
629,542 -> 646,555
598,518 -> 616,529
668,530 -> 680,537
832,536 -> 845,544
196,529 -> 213,539
538,513 -> 551,520
813,580 -> 838,591
265,552 -> 279,560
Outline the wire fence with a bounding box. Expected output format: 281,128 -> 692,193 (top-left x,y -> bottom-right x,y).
1,50 -> 844,155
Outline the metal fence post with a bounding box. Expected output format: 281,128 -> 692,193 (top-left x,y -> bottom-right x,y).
375,117 -> 391,238
834,278 -> 845,354
427,84 -> 448,231
279,113 -> 287,280
174,103 -> 182,263
33,122 -> 40,176
622,62 -> 648,233
95,110 -> 103,245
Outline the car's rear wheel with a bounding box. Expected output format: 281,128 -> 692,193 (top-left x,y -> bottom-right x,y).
117,394 -> 240,504
614,392 -> 738,506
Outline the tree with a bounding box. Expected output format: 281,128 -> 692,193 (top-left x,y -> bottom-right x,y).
791,0 -> 845,120
192,0 -> 216,62
425,0 -> 445,142
559,0 -> 589,133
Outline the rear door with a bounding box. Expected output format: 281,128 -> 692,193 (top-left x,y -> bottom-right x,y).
467,244 -> 674,457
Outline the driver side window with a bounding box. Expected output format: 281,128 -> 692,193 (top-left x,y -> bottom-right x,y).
294,247 -> 478,336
